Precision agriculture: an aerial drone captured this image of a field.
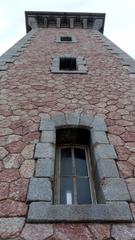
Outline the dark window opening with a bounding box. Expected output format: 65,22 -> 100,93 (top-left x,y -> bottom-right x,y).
55,128 -> 96,205
60,57 -> 77,71
61,36 -> 72,42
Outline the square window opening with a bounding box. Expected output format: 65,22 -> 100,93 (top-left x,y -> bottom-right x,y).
61,36 -> 72,42
60,57 -> 77,71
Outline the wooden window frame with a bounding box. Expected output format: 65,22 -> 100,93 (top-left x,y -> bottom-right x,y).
54,144 -> 96,205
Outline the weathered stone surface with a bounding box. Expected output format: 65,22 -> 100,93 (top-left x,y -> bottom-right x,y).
21,224 -> 53,240
128,153 -> 135,166
102,178 -> 131,201
116,145 -> 130,160
19,160 -> 35,178
0,128 -> 13,136
0,182 -> 9,200
130,203 -> 135,220
88,224 -> 110,240
117,161 -> 133,178
108,134 -> 124,146
6,134 -> 22,144
0,147 -> 8,160
65,112 -> 80,125
55,224 -> 94,240
40,130 -> 56,143
3,154 -> 24,168
111,223 -> 135,240
9,178 -> 29,201
91,130 -> 109,145
0,217 -> 25,239
96,159 -> 119,179
0,199 -> 27,216
94,144 -> 117,160
35,158 -> 54,177
6,141 -> 25,153
125,142 -> 135,152
27,201 -> 132,222
27,178 -> 52,202
52,114 -> 66,127
79,114 -> 94,127
34,143 -> 55,159
108,126 -> 125,136
91,116 -> 107,131
126,178 -> 135,201
0,169 -> 20,182
121,132 -> 135,142
40,118 -> 54,131
21,144 -> 35,159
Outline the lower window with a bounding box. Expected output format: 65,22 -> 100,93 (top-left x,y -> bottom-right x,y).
55,145 -> 96,205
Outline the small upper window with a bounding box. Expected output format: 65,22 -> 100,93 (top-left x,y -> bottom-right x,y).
55,35 -> 78,43
60,36 -> 72,42
60,57 -> 77,71
51,54 -> 88,74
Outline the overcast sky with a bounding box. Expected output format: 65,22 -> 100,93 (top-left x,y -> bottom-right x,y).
0,0 -> 135,59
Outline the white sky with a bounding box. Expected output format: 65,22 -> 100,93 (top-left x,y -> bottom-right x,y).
0,0 -> 135,59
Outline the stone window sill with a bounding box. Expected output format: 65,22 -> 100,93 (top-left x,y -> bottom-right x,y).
27,202 -> 132,223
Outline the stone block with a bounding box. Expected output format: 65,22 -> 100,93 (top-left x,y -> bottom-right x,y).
91,117 -> 107,131
52,114 -> 66,127
94,144 -> 117,160
35,158 -> 54,177
27,201 -> 133,222
129,66 -> 135,74
34,143 -> 55,159
96,159 -> 119,179
0,65 -> 7,70
40,118 -> 55,131
79,115 -> 94,127
101,178 -> 131,201
27,178 -> 52,202
65,112 -> 80,125
91,130 -> 109,145
40,130 -> 56,143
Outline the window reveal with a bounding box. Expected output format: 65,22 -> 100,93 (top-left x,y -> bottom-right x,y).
60,36 -> 72,42
60,57 -> 77,71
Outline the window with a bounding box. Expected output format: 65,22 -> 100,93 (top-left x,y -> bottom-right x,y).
55,145 -> 96,204
27,113 -> 132,222
61,36 -> 72,42
55,35 -> 78,43
51,54 -> 88,73
60,57 -> 77,71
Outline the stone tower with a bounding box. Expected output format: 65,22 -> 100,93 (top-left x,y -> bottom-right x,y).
0,11 -> 135,239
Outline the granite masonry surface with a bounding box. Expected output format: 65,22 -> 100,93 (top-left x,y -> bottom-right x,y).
0,28 -> 135,239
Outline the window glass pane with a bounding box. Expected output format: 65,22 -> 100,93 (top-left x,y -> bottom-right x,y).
77,178 -> 91,204
61,148 -> 72,176
75,148 -> 88,176
60,178 -> 73,204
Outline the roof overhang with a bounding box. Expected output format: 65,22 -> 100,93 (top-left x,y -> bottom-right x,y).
25,11 -> 105,33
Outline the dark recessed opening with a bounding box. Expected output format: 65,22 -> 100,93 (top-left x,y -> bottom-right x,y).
61,36 -> 72,42
60,57 -> 77,71
56,128 -> 90,145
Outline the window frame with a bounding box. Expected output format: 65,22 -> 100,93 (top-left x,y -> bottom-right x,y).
54,144 -> 96,205
51,54 -> 88,74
